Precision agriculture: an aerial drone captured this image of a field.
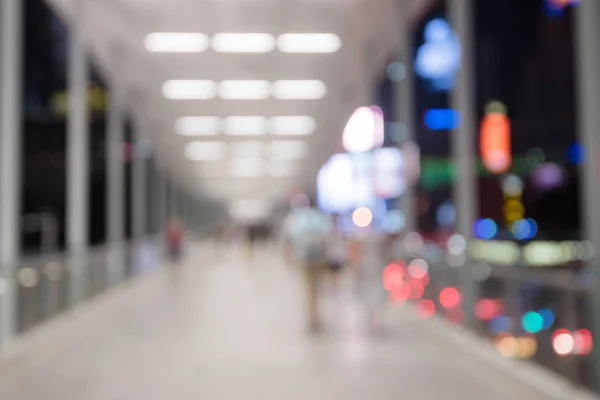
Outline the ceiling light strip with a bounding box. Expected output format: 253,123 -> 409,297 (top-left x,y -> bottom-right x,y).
175,116 -> 316,136
145,33 -> 209,53
162,80 -> 217,100
277,33 -> 341,53
163,81 -> 326,100
212,33 -> 275,53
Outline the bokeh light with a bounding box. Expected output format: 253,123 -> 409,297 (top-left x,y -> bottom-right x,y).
383,263 -> 404,292
416,299 -> 436,319
424,108 -> 461,130
404,232 -> 424,253
501,174 -> 523,196
495,334 -> 518,358
387,62 -> 406,82
352,207 -> 373,228
390,282 -> 411,304
526,147 -> 545,166
531,163 -> 564,191
436,201 -> 456,227
538,308 -> 555,330
521,311 -> 544,334
343,106 -> 384,153
573,329 -> 593,356
553,331 -> 574,356
382,210 -> 406,233
408,279 -> 425,301
439,287 -> 461,308
489,315 -> 512,334
475,298 -> 503,320
567,142 -> 585,165
473,218 -> 498,240
472,262 -> 492,282
447,234 -> 467,256
511,218 -> 537,240
516,337 -> 538,359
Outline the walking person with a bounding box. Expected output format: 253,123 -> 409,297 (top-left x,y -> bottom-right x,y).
164,218 -> 184,267
283,200 -> 332,333
326,218 -> 347,290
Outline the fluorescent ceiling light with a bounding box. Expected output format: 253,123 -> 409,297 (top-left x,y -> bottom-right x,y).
219,80 -> 271,100
269,159 -> 299,177
145,32 -> 209,53
231,141 -> 265,158
175,116 -> 220,136
277,33 -> 341,53
212,33 -> 275,53
223,116 -> 268,135
229,199 -> 272,220
270,116 -> 316,135
268,140 -> 308,159
162,80 -> 217,100
229,158 -> 265,177
185,141 -> 227,161
272,80 -> 326,100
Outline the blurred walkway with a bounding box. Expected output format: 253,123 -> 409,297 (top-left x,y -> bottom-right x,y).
0,241 -> 591,399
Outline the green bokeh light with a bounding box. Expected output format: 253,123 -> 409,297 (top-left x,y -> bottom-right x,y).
522,311 -> 544,333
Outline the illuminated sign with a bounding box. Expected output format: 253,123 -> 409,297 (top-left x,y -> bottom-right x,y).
51,83 -> 107,116
317,148 -> 407,213
480,101 -> 511,174
342,106 -> 384,153
544,0 -> 581,17
415,18 -> 461,92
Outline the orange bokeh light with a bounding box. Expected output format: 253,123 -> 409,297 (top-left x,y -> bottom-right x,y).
480,111 -> 511,174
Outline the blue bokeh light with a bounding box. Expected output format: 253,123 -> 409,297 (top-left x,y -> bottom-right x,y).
473,218 -> 498,240
567,143 -> 585,165
424,109 -> 462,131
538,308 -> 555,330
511,218 -> 537,240
489,315 -> 512,334
415,18 -> 461,92
436,201 -> 455,227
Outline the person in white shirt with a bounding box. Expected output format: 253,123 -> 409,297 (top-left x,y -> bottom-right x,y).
283,202 -> 332,332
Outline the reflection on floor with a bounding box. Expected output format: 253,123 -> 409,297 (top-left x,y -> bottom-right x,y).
0,242 -> 576,399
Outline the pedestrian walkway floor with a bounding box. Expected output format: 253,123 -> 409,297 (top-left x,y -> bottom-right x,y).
0,242 -> 593,399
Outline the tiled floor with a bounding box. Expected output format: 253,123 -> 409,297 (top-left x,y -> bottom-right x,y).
0,242 -> 576,399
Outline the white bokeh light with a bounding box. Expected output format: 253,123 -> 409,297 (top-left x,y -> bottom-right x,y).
343,106 -> 384,153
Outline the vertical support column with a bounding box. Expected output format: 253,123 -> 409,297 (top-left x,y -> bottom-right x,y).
575,1 -> 600,387
0,0 -> 23,344
157,168 -> 168,232
131,132 -> 147,242
67,1 -> 90,305
106,86 -> 125,285
396,0 -> 416,233
450,0 -> 477,328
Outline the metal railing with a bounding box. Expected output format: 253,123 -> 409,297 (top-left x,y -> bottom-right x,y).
422,253 -> 596,391
14,238 -> 162,334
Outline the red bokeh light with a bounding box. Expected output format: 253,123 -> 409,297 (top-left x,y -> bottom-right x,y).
552,328 -> 570,342
390,282 -> 411,303
408,265 -> 427,279
475,298 -> 502,320
439,287 -> 461,308
416,299 -> 436,319
383,263 -> 404,292
446,307 -> 464,324
408,279 -> 425,301
573,329 -> 593,356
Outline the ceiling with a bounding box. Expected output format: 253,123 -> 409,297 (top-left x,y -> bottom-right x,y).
44,0 -> 435,218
